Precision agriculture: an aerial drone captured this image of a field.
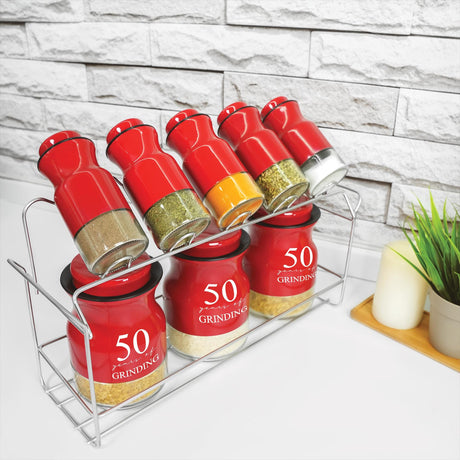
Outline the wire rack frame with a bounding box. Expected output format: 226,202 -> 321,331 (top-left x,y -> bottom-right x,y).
7,184 -> 361,447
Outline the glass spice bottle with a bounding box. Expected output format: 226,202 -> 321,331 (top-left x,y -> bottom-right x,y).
166,109 -> 264,230
163,225 -> 251,360
61,253 -> 167,407
261,97 -> 348,197
218,102 -> 308,212
106,118 -> 211,251
244,202 -> 321,318
38,131 -> 148,276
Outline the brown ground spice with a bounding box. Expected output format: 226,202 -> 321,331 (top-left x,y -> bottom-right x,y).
74,209 -> 148,275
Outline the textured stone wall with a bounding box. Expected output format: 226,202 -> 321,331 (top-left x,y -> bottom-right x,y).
1,0 -> 459,248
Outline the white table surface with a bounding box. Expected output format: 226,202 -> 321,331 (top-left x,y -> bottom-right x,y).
1,178 -> 459,460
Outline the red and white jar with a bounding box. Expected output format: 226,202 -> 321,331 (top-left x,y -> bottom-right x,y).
244,203 -> 321,318
163,226 -> 250,359
61,253 -> 166,406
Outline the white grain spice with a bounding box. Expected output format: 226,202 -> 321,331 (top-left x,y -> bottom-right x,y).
167,320 -> 249,359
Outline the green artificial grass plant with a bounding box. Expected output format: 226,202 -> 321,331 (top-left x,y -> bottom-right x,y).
396,193 -> 460,305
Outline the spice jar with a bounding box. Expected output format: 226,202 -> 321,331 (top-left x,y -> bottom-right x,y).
218,102 -> 308,212
61,253 -> 167,407
166,109 -> 264,230
38,131 -> 148,276
163,225 -> 251,359
106,118 -> 211,251
244,203 -> 321,318
261,97 -> 348,197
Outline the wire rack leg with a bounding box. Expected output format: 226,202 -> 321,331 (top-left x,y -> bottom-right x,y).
325,186 -> 361,306
23,273 -> 46,388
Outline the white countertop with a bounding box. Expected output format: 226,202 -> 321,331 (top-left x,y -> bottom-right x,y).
1,178 -> 459,460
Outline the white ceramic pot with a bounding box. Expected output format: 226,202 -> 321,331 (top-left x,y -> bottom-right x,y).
429,288 -> 460,359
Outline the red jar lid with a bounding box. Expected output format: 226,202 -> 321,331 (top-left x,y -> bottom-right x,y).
39,130 -> 82,157
182,222 -> 242,258
106,118 -> 144,145
217,101 -> 248,126
70,252 -> 152,297
260,96 -> 289,122
165,109 -> 200,135
257,198 -> 314,226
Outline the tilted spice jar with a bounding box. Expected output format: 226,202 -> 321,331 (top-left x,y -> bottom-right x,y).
163,225 -> 251,359
244,203 -> 321,318
106,118 -> 211,251
61,253 -> 167,407
166,109 -> 264,230
38,131 -> 148,276
218,102 -> 308,212
261,97 -> 348,197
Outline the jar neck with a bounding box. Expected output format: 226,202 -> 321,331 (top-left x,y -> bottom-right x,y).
263,99 -> 302,136
166,114 -> 215,160
218,106 -> 262,149
107,125 -> 163,171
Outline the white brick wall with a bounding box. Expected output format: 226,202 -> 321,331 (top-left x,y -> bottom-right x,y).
0,1 -> 459,249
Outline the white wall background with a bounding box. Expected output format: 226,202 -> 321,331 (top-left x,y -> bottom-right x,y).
0,0 -> 459,248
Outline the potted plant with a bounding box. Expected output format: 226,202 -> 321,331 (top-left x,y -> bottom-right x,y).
396,193 -> 460,359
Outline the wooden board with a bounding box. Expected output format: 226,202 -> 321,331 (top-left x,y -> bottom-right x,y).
350,295 -> 460,372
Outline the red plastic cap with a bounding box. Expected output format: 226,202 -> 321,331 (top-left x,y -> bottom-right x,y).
217,101 -> 248,126
261,96 -> 289,121
70,253 -> 152,297
39,130 -> 82,157
182,222 -> 242,258
166,109 -> 200,135
106,118 -> 144,144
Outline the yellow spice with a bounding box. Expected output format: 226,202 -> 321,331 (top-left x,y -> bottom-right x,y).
204,172 -> 263,229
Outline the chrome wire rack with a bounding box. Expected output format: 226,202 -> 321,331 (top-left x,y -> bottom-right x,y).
8,184 -> 361,447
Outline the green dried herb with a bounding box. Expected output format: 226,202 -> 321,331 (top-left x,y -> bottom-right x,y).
145,189 -> 210,251
256,159 -> 307,212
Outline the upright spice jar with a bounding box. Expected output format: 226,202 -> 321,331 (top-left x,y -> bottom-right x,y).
61,253 -> 167,407
244,203 -> 321,318
218,102 -> 308,212
166,109 -> 264,230
261,97 -> 348,196
163,225 -> 251,359
106,118 -> 211,251
38,131 -> 148,276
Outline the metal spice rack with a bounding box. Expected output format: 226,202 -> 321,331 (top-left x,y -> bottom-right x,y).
7,184 -> 361,447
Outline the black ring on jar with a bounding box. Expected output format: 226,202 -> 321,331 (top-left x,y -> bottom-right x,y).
216,105 -> 253,136
105,123 -> 152,157
60,261 -> 163,302
255,204 -> 321,229
260,99 -> 296,123
165,112 -> 211,143
174,230 -> 250,262
37,136 -> 91,171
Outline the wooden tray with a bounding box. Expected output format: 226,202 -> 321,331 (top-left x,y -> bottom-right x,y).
351,295 -> 460,372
